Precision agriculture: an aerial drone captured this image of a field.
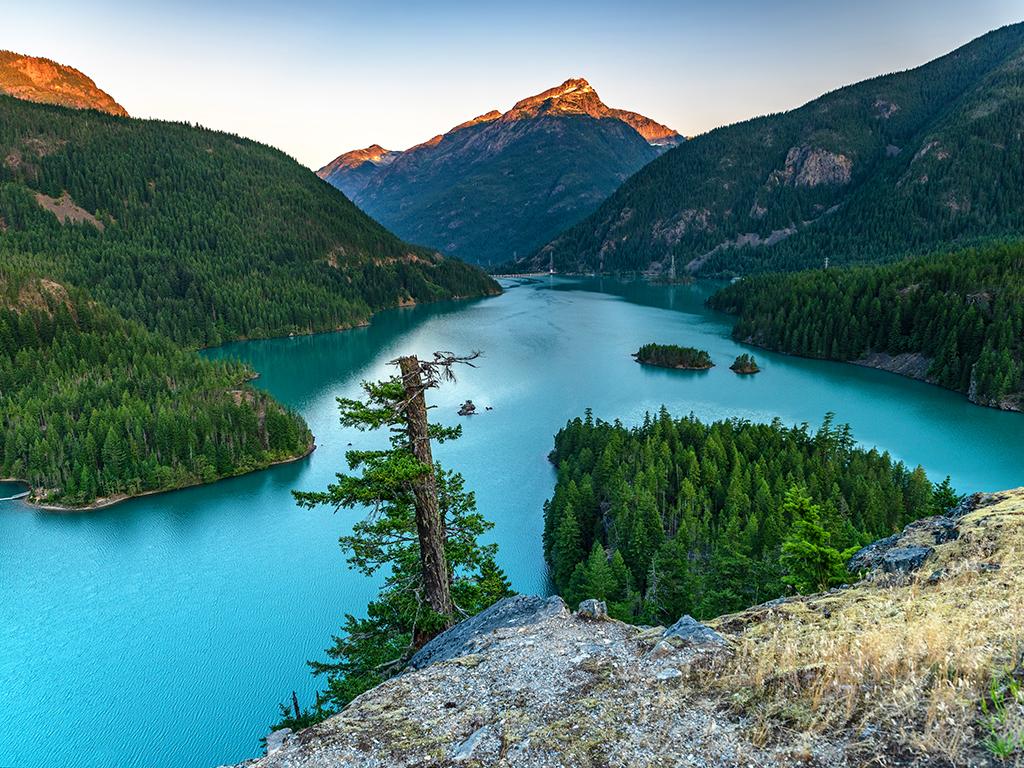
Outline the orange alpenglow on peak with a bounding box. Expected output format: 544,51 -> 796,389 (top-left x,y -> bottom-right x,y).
317,75 -> 681,265
503,77 -> 680,145
449,110 -> 503,133
0,50 -> 128,116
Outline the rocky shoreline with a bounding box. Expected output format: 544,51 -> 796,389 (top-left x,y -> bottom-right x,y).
737,339 -> 1023,414
635,358 -> 714,371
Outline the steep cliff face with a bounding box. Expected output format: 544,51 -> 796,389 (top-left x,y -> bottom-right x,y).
234,489 -> 1024,768
0,51 -> 127,116
317,78 -> 681,265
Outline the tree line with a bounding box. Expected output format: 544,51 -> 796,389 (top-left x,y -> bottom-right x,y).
708,240 -> 1024,407
0,272 -> 311,506
0,95 -> 498,348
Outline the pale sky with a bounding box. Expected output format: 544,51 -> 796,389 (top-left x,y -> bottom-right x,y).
3,0 -> 1021,169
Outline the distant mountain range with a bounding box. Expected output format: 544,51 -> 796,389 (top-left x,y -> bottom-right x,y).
515,23 -> 1024,276
0,50 -> 127,116
319,78 -> 681,266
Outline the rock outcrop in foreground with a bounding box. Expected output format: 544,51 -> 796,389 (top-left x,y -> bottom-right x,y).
236,489 -> 1024,767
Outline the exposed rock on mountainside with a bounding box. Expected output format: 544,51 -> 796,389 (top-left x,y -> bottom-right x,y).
235,488 -> 1024,767
852,351 -> 935,383
521,22 -> 1024,276
318,78 -> 681,265
0,50 -> 127,116
315,144 -> 399,198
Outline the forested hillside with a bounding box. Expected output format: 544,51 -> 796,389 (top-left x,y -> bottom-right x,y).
0,273 -> 311,506
0,95 -> 498,346
0,94 -> 498,506
544,411 -> 954,623
521,23 -> 1024,276
708,241 -> 1024,411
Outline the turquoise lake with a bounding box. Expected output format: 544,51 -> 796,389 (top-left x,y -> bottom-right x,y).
2,277 -> 1022,767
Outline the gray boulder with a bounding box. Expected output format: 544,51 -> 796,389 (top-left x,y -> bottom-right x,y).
265,728 -> 293,756
881,546 -> 933,573
577,599 -> 608,620
407,595 -> 567,670
848,515 -> 958,574
848,532 -> 900,573
663,615 -> 727,647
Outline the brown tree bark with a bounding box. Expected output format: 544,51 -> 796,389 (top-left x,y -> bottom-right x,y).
397,355 -> 455,625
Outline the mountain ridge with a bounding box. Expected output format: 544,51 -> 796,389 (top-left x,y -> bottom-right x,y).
0,50 -> 127,116
318,77 -> 681,265
0,90 -> 497,507
516,23 -> 1024,276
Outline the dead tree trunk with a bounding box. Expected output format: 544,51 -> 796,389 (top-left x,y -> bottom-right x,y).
397,355 -> 455,625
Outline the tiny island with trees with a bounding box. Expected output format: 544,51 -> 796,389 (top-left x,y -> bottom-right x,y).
634,343 -> 713,370
730,353 -> 760,374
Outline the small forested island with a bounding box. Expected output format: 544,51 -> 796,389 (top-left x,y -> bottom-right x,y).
729,353 -> 760,374
634,343 -> 713,370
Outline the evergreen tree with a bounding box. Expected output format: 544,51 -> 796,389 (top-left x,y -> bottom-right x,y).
779,487 -> 852,594
284,354 -> 512,727
544,411 -> 948,623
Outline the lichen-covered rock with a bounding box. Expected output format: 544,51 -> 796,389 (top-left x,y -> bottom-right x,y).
662,615 -> 727,647
881,546 -> 933,573
406,595 -> 567,670
848,514 -> 959,574
576,599 -> 607,620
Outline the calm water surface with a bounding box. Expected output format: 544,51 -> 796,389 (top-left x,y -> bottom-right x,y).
2,278 -> 1022,767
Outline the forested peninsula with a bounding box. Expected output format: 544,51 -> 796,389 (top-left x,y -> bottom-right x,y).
708,241 -> 1024,411
0,95 -> 499,507
544,410 -> 954,623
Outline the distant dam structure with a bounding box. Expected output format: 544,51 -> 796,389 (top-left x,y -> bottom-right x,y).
490,272 -> 553,279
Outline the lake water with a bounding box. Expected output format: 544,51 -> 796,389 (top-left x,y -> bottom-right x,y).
2,277 -> 1022,768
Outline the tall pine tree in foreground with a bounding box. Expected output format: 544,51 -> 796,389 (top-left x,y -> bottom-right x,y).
278,353 -> 512,729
